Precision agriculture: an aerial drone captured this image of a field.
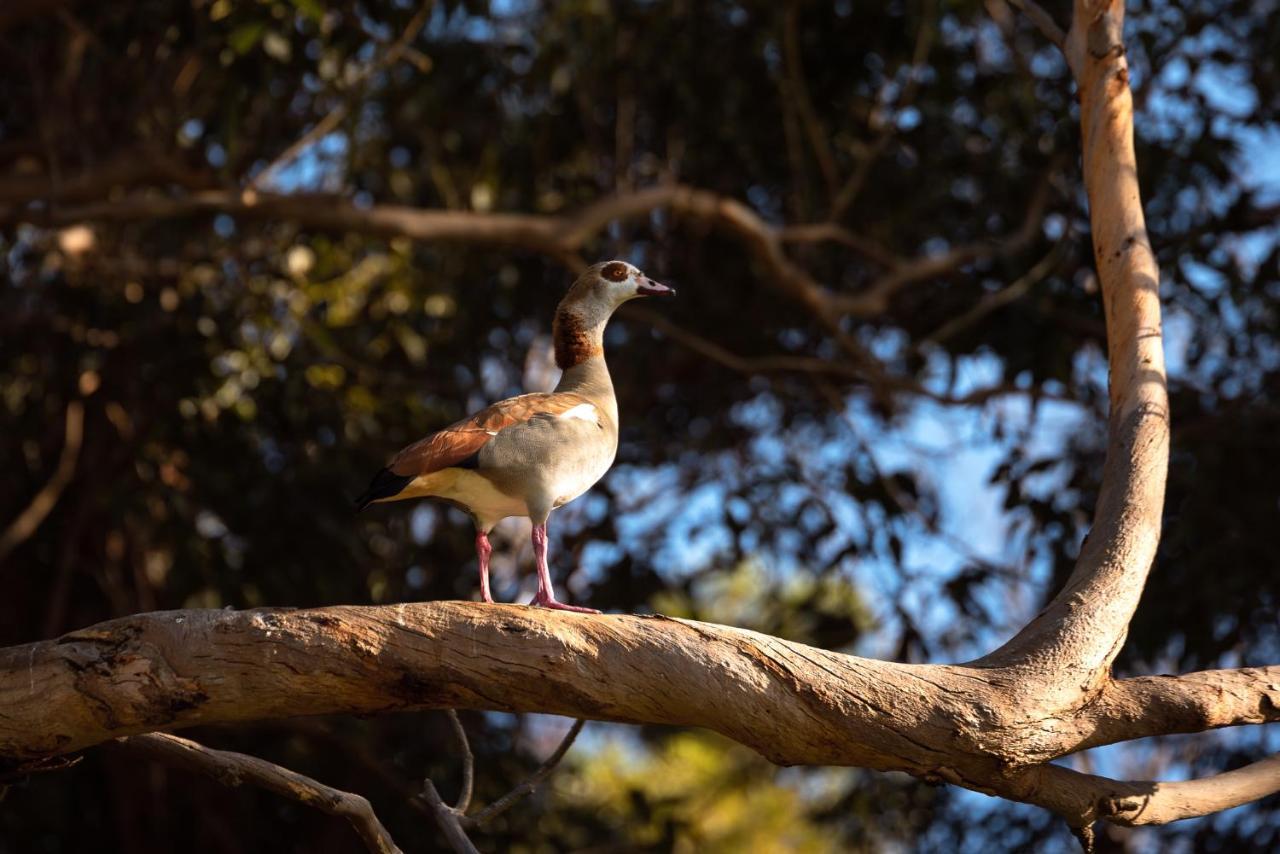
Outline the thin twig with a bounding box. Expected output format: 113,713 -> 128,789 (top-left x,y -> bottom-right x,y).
119,733 -> 402,854
625,304 -> 1071,406
778,222 -> 900,269
1071,823 -> 1097,853
834,167 -> 1055,317
1007,0 -> 1066,47
920,237 -> 1067,347
249,105 -> 350,192
0,753 -> 84,784
423,713 -> 585,840
249,1 -> 435,190
0,399 -> 84,565
828,0 -> 937,221
463,719 -> 585,827
445,709 -> 474,814
782,1 -> 839,200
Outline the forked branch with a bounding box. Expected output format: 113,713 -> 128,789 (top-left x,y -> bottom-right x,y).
419,710 -> 585,851
2,602 -> 1278,840
0,0 -> 1270,848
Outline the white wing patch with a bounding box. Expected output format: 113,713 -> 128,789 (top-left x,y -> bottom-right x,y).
558,402 -> 598,423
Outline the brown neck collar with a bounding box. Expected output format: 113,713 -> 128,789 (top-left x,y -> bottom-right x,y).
553,306 -> 604,369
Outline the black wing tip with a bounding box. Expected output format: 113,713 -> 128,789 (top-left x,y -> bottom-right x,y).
354,467 -> 414,513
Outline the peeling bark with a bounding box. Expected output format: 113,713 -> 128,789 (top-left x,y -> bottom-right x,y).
1,603 -> 1277,833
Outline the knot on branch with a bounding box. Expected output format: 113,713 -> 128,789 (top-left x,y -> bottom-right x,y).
56,621 -> 209,733
1085,9 -> 1125,60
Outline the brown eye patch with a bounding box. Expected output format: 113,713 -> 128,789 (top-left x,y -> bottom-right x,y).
601,262 -> 629,282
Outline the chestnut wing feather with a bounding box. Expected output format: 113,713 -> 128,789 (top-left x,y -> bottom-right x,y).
387,392 -> 593,477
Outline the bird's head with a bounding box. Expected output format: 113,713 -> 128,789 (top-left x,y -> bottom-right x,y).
553,260 -> 675,369
567,260 -> 676,310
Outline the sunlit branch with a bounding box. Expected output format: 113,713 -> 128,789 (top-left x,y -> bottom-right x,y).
979,0 -> 1170,700
1071,665 -> 1280,752
1024,755 -> 1280,828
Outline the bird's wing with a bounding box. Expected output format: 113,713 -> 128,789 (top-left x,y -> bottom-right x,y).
387,392 -> 596,477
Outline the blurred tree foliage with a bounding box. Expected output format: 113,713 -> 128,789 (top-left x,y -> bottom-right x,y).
0,0 -> 1276,851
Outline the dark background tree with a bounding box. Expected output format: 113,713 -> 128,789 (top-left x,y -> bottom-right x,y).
1,0 -> 1276,850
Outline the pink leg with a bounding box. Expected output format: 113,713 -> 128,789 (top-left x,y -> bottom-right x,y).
530,522 -> 600,614
475,530 -> 494,604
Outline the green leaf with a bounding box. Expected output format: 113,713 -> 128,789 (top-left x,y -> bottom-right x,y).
290,0 -> 324,24
228,22 -> 267,55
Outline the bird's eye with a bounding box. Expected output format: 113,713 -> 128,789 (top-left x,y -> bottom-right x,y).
602,262 -> 628,282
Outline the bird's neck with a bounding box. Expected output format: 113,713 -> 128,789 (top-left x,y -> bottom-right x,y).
555,355 -> 615,409
553,304 -> 618,417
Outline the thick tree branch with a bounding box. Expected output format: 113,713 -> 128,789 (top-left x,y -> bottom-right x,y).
1072,666 -> 1280,751
118,732 -> 402,854
2,604 -> 1006,769
3,601 -> 1276,838
3,3 -> 1265,844
980,0 -> 1170,708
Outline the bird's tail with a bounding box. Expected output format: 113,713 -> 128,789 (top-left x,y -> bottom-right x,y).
354,467 -> 414,512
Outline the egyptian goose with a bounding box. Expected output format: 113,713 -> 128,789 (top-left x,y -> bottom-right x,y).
356,260 -> 675,612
